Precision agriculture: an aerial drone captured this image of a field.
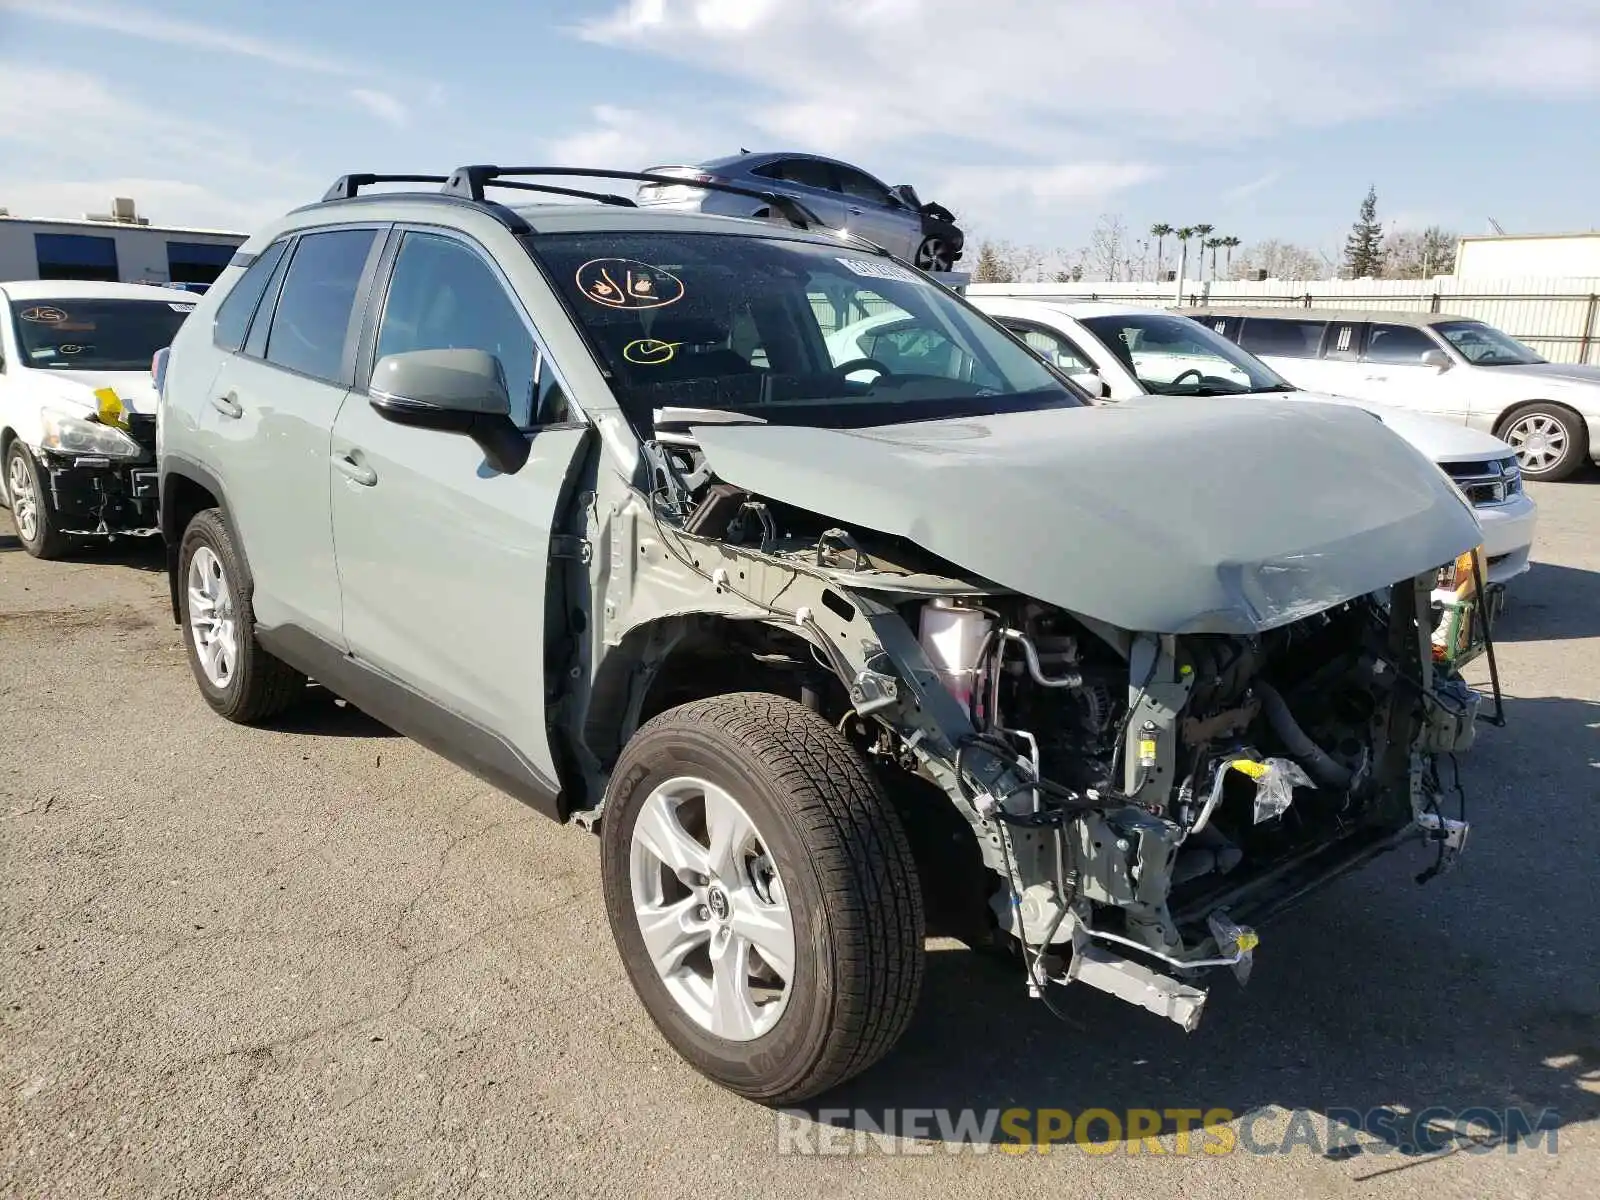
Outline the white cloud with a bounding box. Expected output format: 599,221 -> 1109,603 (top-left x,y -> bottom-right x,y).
933,162 -> 1161,228
577,0 -> 1600,160
1224,172 -> 1283,203
544,105 -> 714,169
0,0 -> 357,74
348,88 -> 408,128
0,64 -> 308,229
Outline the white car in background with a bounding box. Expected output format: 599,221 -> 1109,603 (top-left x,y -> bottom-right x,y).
826,298 -> 1537,592
1178,306 -> 1600,482
0,280 -> 196,558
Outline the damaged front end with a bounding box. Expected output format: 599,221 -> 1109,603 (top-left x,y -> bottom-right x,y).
579,403 -> 1489,1032
31,400 -> 160,538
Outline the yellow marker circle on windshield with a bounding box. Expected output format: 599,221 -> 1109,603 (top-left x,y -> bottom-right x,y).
623,338 -> 680,365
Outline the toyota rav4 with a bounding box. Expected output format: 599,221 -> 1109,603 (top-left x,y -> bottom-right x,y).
157,167 -> 1489,1105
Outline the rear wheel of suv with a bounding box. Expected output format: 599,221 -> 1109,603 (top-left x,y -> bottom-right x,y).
600,693 -> 925,1105
5,441 -> 74,560
1498,401 -> 1589,481
178,509 -> 305,722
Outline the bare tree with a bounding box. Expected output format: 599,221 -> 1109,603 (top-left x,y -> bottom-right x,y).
1231,238 -> 1326,280
1383,225 -> 1460,278
1052,247 -> 1087,282
1086,213 -> 1127,282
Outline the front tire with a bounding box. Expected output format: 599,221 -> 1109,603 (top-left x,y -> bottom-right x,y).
914,234 -> 955,273
1499,401 -> 1589,481
178,508 -> 305,722
600,693 -> 925,1105
5,441 -> 73,559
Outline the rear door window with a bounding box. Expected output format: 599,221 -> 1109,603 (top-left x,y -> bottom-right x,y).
1322,321 -> 1364,361
755,158 -> 836,191
1238,317 -> 1328,359
1365,323 -> 1439,364
213,239 -> 288,352
263,229 -> 378,383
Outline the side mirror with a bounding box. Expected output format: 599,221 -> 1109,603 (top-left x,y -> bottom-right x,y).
1420,348 -> 1452,371
1068,370 -> 1109,398
368,348 -> 527,473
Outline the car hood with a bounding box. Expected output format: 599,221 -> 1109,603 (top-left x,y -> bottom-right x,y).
1493,362 -> 1600,389
12,368 -> 160,416
693,398 -> 1483,635
1285,390 -> 1513,463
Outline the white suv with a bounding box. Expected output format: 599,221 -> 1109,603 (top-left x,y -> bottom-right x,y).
1181,306 -> 1600,482
0,280 -> 196,557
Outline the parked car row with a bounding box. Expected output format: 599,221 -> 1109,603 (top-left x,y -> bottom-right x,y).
1,169 -> 1500,1109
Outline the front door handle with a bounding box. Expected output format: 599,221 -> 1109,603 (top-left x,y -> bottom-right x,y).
1364,375 -> 1388,382
333,452 -> 377,487
211,393 -> 242,419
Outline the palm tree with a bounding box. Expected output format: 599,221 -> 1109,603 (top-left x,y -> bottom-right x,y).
1149,222 -> 1173,281
1174,227 -> 1196,285
1205,237 -> 1223,279
1221,235 -> 1242,278
1191,223 -> 1215,279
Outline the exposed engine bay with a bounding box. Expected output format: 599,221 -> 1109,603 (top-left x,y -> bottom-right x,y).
581,409 -> 1487,1030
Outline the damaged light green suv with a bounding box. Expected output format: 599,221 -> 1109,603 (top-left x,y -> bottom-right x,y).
157,167 -> 1487,1105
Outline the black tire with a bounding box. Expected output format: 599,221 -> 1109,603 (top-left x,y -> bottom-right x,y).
914,234 -> 955,273
600,693 -> 925,1105
177,508 -> 305,722
1497,401 -> 1589,481
4,440 -> 74,560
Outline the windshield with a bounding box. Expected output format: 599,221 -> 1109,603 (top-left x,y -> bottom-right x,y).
9,298 -> 193,372
1434,320 -> 1544,367
1079,313 -> 1294,396
529,232 -> 1080,433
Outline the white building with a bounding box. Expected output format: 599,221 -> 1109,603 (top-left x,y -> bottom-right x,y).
0,197 -> 245,290
1455,232 -> 1600,279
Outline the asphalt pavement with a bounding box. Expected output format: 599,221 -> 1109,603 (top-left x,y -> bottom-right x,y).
2,477 -> 1597,1198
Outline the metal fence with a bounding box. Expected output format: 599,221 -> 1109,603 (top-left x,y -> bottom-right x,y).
966,277 -> 1600,365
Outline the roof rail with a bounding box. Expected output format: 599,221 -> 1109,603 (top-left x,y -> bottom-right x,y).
442,166 -> 824,231
321,174 -> 451,202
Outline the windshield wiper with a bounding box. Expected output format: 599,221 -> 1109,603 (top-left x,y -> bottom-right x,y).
1245,384 -> 1297,393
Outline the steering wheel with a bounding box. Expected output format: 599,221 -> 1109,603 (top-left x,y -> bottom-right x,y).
834,357 -> 893,378
1168,368 -> 1204,388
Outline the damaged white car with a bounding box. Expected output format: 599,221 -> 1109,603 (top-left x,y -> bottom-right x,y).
0,281 -> 195,558
158,171 -> 1493,1107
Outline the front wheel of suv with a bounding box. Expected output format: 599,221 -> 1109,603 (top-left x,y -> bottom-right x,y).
600,693 -> 925,1105
178,509 -> 305,722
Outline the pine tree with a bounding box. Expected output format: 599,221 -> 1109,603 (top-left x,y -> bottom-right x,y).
1343,186 -> 1385,278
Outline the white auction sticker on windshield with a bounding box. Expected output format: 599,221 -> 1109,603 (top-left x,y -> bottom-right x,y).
169,303 -> 195,313
836,258 -> 924,284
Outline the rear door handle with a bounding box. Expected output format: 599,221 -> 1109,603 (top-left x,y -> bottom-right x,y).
333,452 -> 377,487
1364,375 -> 1388,382
211,393 -> 242,419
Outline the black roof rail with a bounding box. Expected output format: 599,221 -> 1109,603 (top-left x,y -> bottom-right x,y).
321,173 -> 451,202
442,166 -> 825,231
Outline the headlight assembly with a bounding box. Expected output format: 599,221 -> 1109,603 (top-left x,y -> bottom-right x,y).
39,409 -> 143,460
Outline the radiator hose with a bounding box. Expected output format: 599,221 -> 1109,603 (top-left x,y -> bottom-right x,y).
1254,681 -> 1353,789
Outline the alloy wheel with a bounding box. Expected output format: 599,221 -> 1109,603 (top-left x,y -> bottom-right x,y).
1506,412 -> 1568,473
187,545 -> 238,689
628,776 -> 795,1041
7,452 -> 39,544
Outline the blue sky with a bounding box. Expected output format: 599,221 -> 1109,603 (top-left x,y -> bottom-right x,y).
1,0 -> 1597,260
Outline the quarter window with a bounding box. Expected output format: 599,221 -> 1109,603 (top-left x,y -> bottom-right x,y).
263,229 -> 376,383
213,239 -> 289,352
375,232 -> 538,424
1237,318 -> 1327,359
1365,324 -> 1439,364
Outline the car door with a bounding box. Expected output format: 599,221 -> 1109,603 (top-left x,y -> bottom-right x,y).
995,318 -> 1125,397
749,158 -> 850,232
1234,316 -> 1332,393
833,165 -> 919,260
328,227 -> 591,786
1357,322 -> 1470,422
199,225 -> 383,643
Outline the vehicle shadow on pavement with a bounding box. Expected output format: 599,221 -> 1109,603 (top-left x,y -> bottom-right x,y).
1492,562 -> 1600,642
257,685 -> 402,738
803,691 -> 1600,1161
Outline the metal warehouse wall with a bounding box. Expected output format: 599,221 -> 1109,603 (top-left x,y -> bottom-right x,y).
969,277 -> 1600,364
0,219 -> 245,286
